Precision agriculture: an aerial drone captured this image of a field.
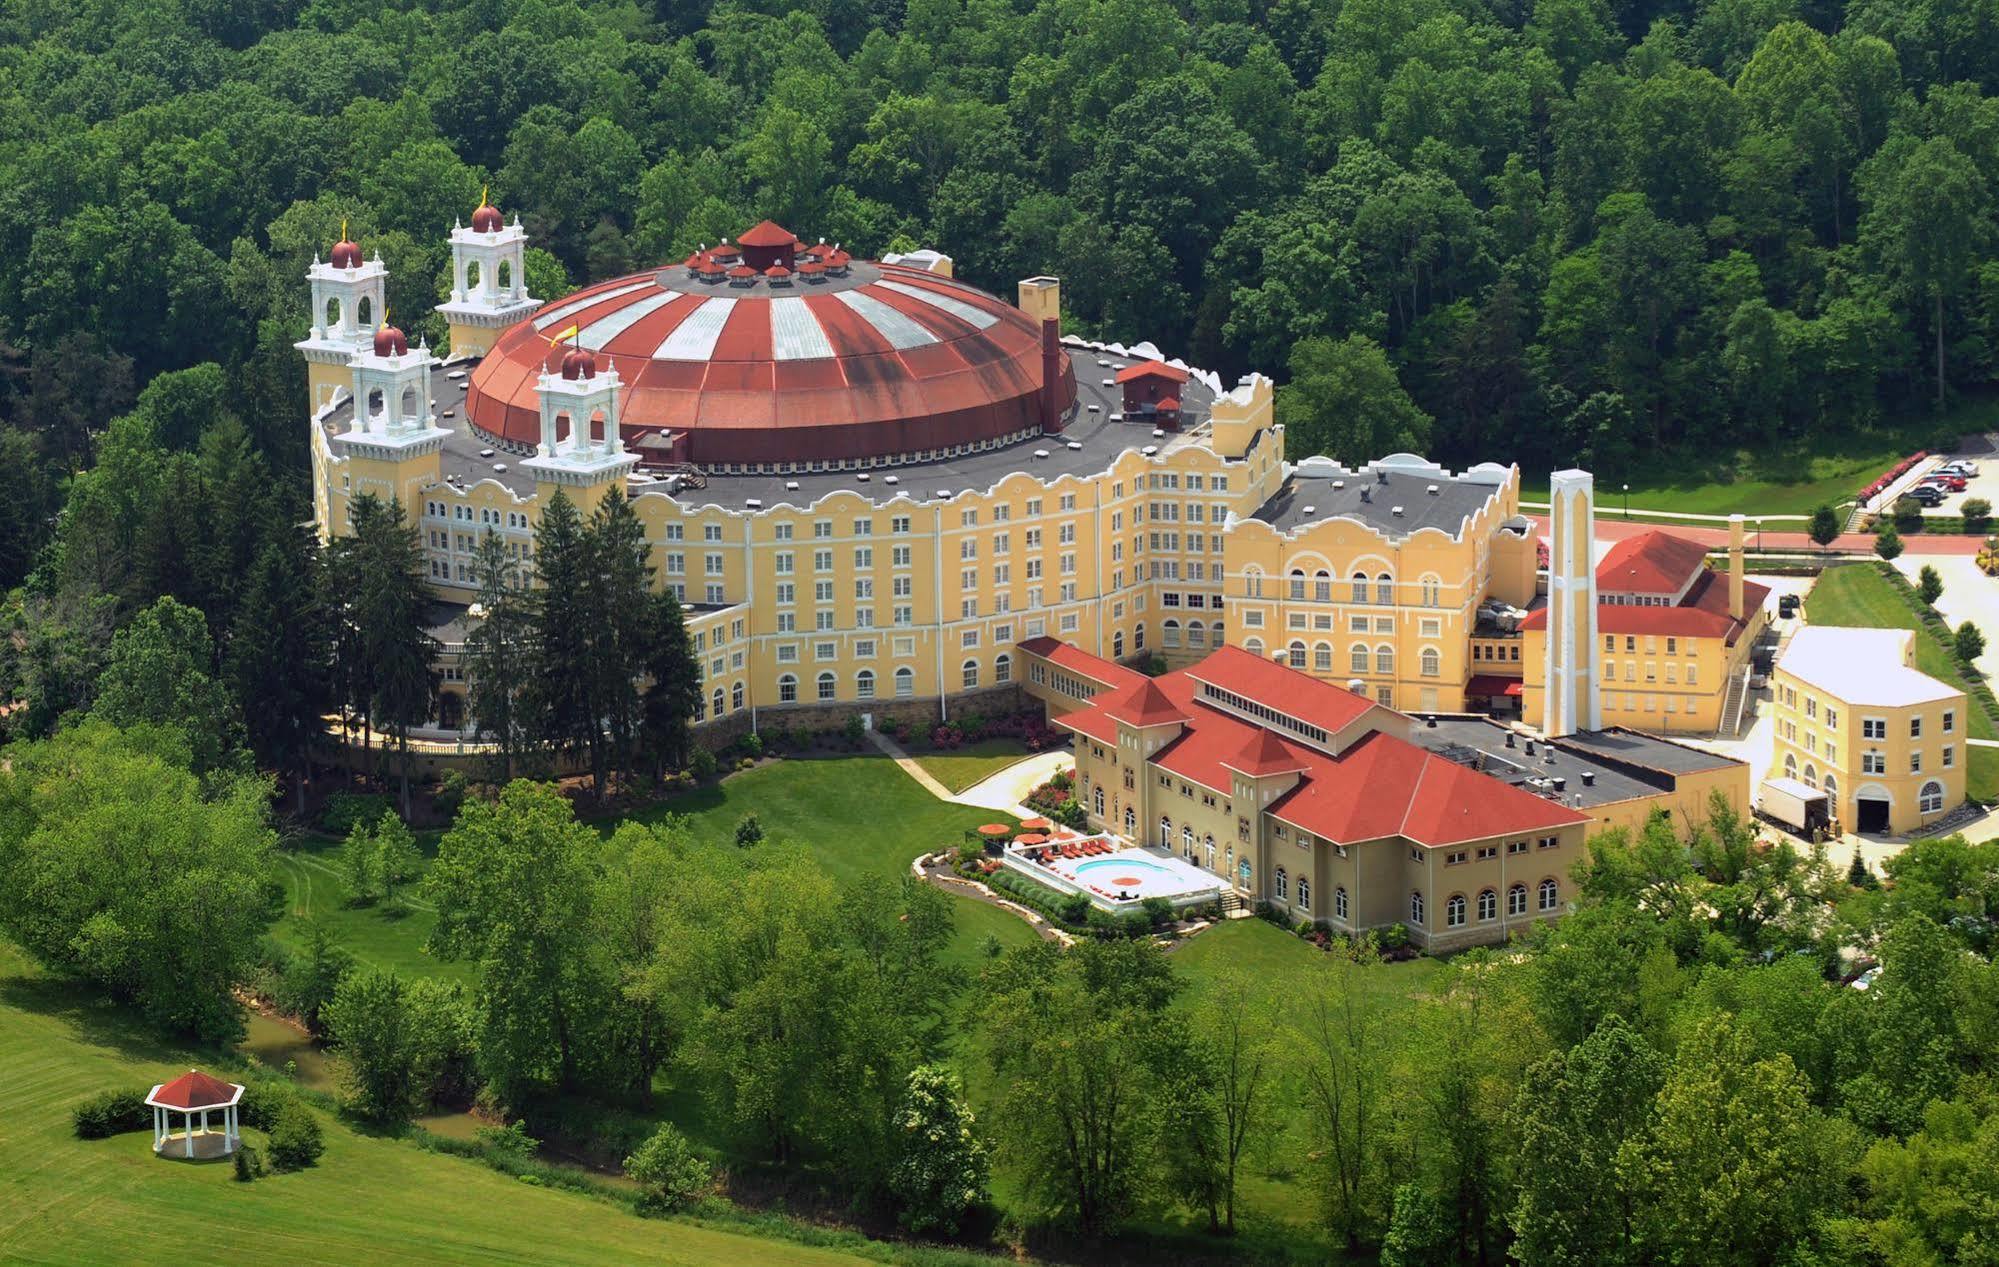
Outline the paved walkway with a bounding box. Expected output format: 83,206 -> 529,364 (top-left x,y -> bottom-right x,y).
866,730 -> 1074,819
1525,515 -> 1984,555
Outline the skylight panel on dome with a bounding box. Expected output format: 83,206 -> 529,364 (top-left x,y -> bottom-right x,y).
653,297 -> 738,360
531,281 -> 653,331
576,289 -> 683,350
833,290 -> 939,349
769,297 -> 835,360
874,279 -> 998,330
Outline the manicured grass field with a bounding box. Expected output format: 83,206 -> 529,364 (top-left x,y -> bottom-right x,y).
909,739 -> 1036,793
1519,408 -> 1992,517
0,942 -> 874,1267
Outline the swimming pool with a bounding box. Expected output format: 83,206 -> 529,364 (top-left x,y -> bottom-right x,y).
1008,844 -> 1225,908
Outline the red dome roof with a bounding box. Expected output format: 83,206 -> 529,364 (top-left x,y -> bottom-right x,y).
471,203 -> 505,233
373,325 -> 408,356
330,239 -> 363,269
464,258 -> 1076,466
559,347 -> 597,380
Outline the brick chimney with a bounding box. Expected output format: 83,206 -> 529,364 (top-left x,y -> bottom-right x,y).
1040,317 -> 1065,434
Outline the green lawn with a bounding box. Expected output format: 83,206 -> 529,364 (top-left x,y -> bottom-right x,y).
0,942 -> 873,1267
1519,404 -> 1997,517
910,739 -> 1037,793
1804,562 -> 1996,740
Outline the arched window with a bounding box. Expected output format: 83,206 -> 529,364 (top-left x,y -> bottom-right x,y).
1245,637 -> 1265,658
856,669 -> 875,699
1163,619 -> 1182,648
1297,878 -> 1311,911
1335,886 -> 1348,921
1539,878 -> 1559,910
1288,640 -> 1306,669
895,666 -> 914,697
1783,752 -> 1798,779
1314,642 -> 1334,672
1420,575 -> 1441,606
356,295 -> 373,327
731,682 -> 744,711
1186,620 -> 1205,649
1478,889 -> 1496,921
1920,779 -> 1946,813
1446,894 -> 1466,927
962,659 -> 979,690
466,260 -> 483,292
1238,857 -> 1252,888
1410,890 -> 1426,925
1290,569 -> 1306,601
1375,645 -> 1394,675
1182,825 -> 1194,857
817,671 -> 837,701
1823,773 -> 1837,800
1350,572 -> 1369,603
1508,883 -> 1527,916
1802,762 -> 1818,789
1375,572 -> 1393,604
1204,835 -> 1216,869
994,653 -> 1012,684
1093,785 -> 1105,816
778,673 -> 798,703
1351,644 -> 1370,674
1314,570 -> 1332,602
1113,631 -> 1125,658
1123,806 -> 1136,836
1420,647 -> 1441,678
496,259 -> 513,291
1275,867 -> 1289,900
712,687 -> 725,716
324,296 -> 343,329
1244,567 -> 1264,598
1160,816 -> 1173,849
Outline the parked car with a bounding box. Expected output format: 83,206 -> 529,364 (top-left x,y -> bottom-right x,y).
1940,461 -> 1980,476
1909,485 -> 1948,506
1923,474 -> 1968,492
1777,594 -> 1800,618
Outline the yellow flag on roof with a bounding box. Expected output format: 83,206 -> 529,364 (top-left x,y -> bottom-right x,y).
548,323 -> 579,345
479,184 -> 488,210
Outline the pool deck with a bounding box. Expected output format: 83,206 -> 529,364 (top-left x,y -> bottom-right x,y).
1007,839 -> 1225,910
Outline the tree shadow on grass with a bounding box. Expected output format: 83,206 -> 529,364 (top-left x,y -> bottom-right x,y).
0,972 -> 210,1068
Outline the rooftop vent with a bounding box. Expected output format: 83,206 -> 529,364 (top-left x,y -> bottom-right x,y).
1152,429 -> 1166,439
935,489 -> 951,499
1524,740 -> 1535,757
1553,777 -> 1567,792
1034,449 -> 1050,459
1067,441 -> 1083,450
1378,470 -> 1390,483
884,475 -> 899,484
1360,487 -> 1372,503
491,463 -> 507,473
1142,445 -> 1158,455
1391,505 -> 1405,516
744,498 -> 761,508
1425,717 -> 1437,728
1301,505 -> 1316,516
1427,484 -> 1439,495
1581,771 -> 1596,787
1544,748 -> 1556,764
1505,732 -> 1516,748
1332,480 -> 1345,489
785,480 -> 799,490
857,473 -> 870,482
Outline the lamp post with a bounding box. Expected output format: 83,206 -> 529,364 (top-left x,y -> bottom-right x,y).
1622,483 -> 1629,521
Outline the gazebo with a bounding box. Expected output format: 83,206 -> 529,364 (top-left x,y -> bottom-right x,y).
146,1070 -> 244,1160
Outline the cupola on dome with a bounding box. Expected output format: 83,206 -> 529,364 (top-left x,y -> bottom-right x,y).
559,347 -> 597,380
373,324 -> 408,356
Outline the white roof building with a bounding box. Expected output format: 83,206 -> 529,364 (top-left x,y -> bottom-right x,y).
1776,626 -> 1961,707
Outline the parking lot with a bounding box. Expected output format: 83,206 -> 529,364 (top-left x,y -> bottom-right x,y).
1915,443 -> 1999,520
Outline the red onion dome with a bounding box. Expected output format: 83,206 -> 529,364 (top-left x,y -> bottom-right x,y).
372,325 -> 408,356
471,203 -> 505,233
330,239 -> 363,269
560,347 -> 597,380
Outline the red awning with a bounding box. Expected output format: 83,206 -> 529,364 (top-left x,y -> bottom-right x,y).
1465,675 -> 1524,698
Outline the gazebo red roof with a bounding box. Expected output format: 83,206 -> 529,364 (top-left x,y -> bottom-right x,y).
149,1070 -> 242,1110
726,264 -> 756,278
737,219 -> 798,248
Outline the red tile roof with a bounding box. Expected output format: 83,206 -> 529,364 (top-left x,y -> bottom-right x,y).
1052,646 -> 1584,846
149,1069 -> 241,1110
1101,679 -> 1191,728
736,219 -> 797,248
1114,360 -> 1190,385
1521,569 -> 1768,645
1017,637 -> 1147,693
1223,729 -> 1307,777
1598,530 -> 1712,594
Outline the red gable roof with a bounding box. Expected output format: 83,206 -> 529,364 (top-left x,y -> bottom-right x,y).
1114,360 -> 1190,385
1053,646 -> 1584,846
1598,531 -> 1711,594
736,219 -> 797,248
1018,636 -> 1146,694
149,1069 -> 241,1110
1101,679 -> 1191,728
1521,569 -> 1769,645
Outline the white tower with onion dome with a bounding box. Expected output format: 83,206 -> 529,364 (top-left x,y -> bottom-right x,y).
325,320 -> 451,525
436,193 -> 540,362
296,225 -> 388,412
522,346 -> 635,504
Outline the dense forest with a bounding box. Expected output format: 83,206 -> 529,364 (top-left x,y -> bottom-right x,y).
6,0 -> 1999,531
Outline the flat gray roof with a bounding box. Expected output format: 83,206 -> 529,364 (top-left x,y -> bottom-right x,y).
324,348 -> 1229,512
1252,467 -> 1501,539
1410,714 -> 1740,810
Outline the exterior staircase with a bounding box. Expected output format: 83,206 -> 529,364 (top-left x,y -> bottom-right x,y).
1218,891 -> 1252,919
1720,666 -> 1752,736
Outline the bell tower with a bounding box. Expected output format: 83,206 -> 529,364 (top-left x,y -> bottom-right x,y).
328,319 -> 451,518
435,191 -> 540,361
296,223 -> 387,413
522,345 -> 636,515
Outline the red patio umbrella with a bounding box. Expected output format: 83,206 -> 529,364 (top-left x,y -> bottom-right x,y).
977,823 -> 1012,838
1017,817 -> 1052,831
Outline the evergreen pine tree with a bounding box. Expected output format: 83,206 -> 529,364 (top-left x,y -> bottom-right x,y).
523,491 -> 596,780
227,519 -> 331,813
350,496 -> 438,816
464,528 -> 533,781
586,490 -> 653,794
640,584 -> 702,778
